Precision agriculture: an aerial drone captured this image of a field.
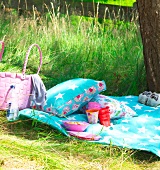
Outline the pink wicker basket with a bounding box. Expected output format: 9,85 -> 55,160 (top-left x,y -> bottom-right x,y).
0,42 -> 43,110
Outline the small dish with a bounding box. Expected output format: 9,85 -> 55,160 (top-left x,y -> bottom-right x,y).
62,121 -> 89,132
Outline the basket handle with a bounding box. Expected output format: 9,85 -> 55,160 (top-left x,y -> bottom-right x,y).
22,44 -> 43,75
0,41 -> 5,62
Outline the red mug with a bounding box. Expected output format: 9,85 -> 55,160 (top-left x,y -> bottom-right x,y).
98,106 -> 110,127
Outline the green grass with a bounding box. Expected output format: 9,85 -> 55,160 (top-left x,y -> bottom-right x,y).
0,4 -> 156,170
76,0 -> 136,7
0,6 -> 144,96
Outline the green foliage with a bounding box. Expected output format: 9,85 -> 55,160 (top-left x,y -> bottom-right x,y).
74,0 -> 136,7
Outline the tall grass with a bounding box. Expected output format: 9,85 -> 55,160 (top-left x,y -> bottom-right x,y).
0,3 -> 144,96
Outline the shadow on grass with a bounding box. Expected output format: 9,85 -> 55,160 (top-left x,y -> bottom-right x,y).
0,111 -> 69,143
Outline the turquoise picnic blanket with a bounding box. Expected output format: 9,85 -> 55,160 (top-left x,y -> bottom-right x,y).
18,95 -> 160,157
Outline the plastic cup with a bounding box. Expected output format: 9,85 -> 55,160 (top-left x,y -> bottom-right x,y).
98,107 -> 110,127
86,109 -> 99,124
88,102 -> 101,110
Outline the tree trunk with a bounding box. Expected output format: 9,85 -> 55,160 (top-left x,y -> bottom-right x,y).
137,1 -> 160,92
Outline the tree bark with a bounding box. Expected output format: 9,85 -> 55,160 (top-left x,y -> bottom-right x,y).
137,1 -> 160,92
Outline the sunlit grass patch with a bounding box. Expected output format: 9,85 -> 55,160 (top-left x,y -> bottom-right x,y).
73,0 -> 136,7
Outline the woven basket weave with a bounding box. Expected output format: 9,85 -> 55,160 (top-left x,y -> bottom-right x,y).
0,42 -> 43,110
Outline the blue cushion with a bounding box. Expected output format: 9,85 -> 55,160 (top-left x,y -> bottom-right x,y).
42,78 -> 106,117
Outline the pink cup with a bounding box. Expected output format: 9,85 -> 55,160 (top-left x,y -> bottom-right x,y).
88,102 -> 101,110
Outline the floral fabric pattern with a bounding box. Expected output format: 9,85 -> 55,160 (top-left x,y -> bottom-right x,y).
81,94 -> 136,119
42,78 -> 106,117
